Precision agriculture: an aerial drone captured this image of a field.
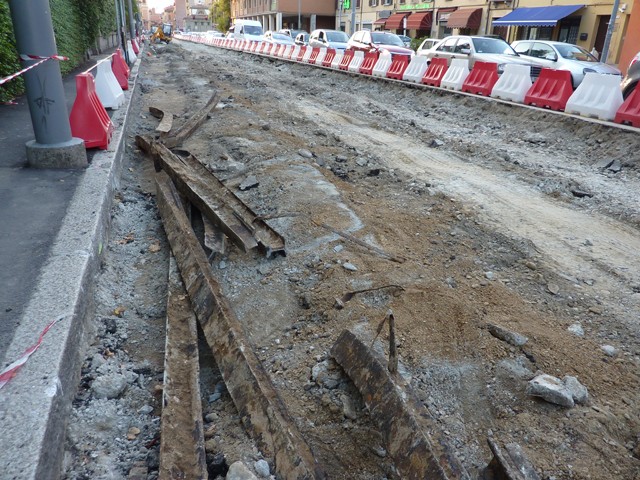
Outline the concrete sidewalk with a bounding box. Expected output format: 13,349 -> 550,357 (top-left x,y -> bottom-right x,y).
0,50 -> 141,479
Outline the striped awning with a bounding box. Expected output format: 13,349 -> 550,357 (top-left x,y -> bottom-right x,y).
406,11 -> 433,30
446,8 -> 483,29
385,12 -> 410,30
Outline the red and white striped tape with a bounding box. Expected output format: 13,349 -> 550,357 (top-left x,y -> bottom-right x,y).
0,54 -> 68,86
0,315 -> 66,390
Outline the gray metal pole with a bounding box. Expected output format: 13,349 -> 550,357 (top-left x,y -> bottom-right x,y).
127,0 -> 136,40
7,0 -> 86,167
600,0 -> 620,64
114,0 -> 123,51
350,0 -> 356,35
298,0 -> 301,30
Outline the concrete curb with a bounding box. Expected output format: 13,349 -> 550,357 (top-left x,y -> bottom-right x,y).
0,55 -> 142,480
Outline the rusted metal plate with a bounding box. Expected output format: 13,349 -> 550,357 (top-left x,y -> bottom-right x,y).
161,92 -> 219,148
155,171 -> 324,480
331,328 -> 470,480
484,439 -> 541,480
137,135 -> 285,256
148,106 -> 174,133
159,257 -> 207,480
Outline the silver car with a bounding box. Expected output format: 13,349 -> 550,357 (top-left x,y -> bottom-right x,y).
308,29 -> 349,51
511,40 -> 621,88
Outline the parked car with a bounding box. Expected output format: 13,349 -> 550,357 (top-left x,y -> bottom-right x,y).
422,35 -> 542,80
205,30 -> 225,39
397,34 -> 412,48
279,29 -> 307,39
511,40 -> 621,87
232,19 -> 264,41
621,52 -> 640,99
294,32 -> 310,46
416,38 -> 442,57
347,30 -> 414,57
308,29 -> 350,51
264,31 -> 295,45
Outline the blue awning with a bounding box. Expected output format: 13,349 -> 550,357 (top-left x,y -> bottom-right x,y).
492,5 -> 584,27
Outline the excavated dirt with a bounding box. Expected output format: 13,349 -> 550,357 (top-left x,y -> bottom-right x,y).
64,40 -> 640,480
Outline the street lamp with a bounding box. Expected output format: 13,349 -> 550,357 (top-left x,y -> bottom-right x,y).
298,0 -> 301,30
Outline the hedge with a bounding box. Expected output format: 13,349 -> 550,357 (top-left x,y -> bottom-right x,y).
0,0 -> 128,103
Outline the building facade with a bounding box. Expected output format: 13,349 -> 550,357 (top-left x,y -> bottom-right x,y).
230,0 -> 337,32
184,0 -> 212,31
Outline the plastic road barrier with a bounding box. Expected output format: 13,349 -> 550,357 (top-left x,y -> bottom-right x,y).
360,51 -> 379,75
315,49 -> 327,66
126,40 -> 137,63
281,45 -> 293,59
296,46 -> 307,62
290,45 -> 301,60
308,47 -> 320,63
322,49 -> 336,67
615,83 -> 640,127
372,51 -> 393,78
440,58 -> 470,91
462,61 -> 499,96
348,51 -> 365,73
302,46 -> 313,62
131,39 -> 140,55
111,49 -> 129,90
69,73 -> 114,149
331,52 -> 344,69
524,68 -> 573,111
402,55 -> 428,83
94,59 -> 124,110
422,57 -> 448,87
490,64 -> 532,103
386,54 -> 410,80
565,73 -> 624,121
339,50 -> 354,71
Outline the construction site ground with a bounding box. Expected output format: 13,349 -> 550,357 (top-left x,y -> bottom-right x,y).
63,40 -> 640,480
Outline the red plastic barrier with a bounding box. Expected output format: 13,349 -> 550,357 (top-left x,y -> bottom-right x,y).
524,68 -> 573,111
296,46 -> 307,62
360,51 -> 379,75
386,54 -> 410,80
111,49 -> 129,90
131,39 -> 140,55
322,48 -> 336,67
615,83 -> 640,127
339,50 -> 354,71
69,73 -> 114,150
461,61 -> 498,96
422,58 -> 448,87
308,47 -> 320,63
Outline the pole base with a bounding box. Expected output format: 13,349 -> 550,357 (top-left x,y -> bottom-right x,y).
26,138 -> 87,169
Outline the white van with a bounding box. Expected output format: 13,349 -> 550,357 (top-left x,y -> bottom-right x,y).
232,19 -> 264,41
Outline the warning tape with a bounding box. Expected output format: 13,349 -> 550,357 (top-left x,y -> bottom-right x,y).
0,314 -> 67,390
0,54 -> 68,86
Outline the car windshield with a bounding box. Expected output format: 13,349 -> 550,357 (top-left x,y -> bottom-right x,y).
244,25 -> 263,35
371,33 -> 404,47
554,44 -> 598,62
326,31 -> 349,42
472,37 -> 517,56
272,33 -> 291,41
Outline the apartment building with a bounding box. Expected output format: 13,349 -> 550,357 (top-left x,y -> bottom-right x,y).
184,0 -> 212,32
230,0 -> 337,32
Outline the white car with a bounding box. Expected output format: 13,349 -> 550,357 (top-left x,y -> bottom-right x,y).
511,40 -> 621,87
264,31 -> 295,45
416,38 -> 442,58
308,29 -> 349,51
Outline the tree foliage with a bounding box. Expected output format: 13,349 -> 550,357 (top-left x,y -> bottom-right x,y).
0,1 -> 22,102
211,0 -> 231,33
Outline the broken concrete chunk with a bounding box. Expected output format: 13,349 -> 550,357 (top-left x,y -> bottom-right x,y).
563,376 -> 589,405
526,374 -> 575,407
607,159 -> 622,173
595,158 -> 614,169
547,283 -> 560,295
226,461 -> 259,480
342,262 -> 358,272
298,148 -> 314,159
488,324 -> 528,347
567,323 -> 584,336
239,175 -> 259,191
601,345 -> 617,357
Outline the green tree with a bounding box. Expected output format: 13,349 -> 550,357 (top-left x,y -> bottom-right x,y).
211,0 -> 231,32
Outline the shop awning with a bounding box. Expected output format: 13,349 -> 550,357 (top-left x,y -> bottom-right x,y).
492,5 -> 584,27
406,11 -> 433,30
446,8 -> 483,29
373,18 -> 387,25
385,12 -> 409,30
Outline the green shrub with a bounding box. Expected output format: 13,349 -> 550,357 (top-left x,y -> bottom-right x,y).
0,1 -> 22,102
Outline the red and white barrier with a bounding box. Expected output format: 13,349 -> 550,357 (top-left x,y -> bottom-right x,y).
323,48 -> 337,67
290,45 -> 301,61
126,40 -> 137,63
524,68 -> 573,111
94,57 -> 125,109
565,73 -> 623,121
348,51 -> 365,73
302,46 -> 313,63
615,83 -> 640,127
360,51 -> 379,75
282,45 -> 293,59
339,50 -> 354,71
69,73 -> 114,149
132,38 -> 140,55
440,59 -> 469,91
490,64 -> 532,103
296,46 -> 307,62
462,61 -> 499,96
315,49 -> 327,66
331,51 -> 344,69
386,54 -> 410,80
112,49 -> 130,90
402,55 -> 428,83
372,51 -> 393,78
422,58 -> 448,87
307,47 -> 320,64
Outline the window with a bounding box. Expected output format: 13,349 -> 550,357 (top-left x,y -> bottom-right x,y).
530,42 -> 557,60
437,37 -> 457,53
454,39 -> 471,53
513,41 -> 532,55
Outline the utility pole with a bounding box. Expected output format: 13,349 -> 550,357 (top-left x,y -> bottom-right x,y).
600,0 -> 620,63
298,0 -> 301,30
350,0 -> 356,35
127,0 -> 137,40
7,0 -> 86,168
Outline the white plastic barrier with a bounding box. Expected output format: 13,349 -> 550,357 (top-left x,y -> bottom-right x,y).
126,40 -> 137,63
565,73 -> 624,121
282,45 -> 293,59
291,45 -> 301,60
402,55 -> 429,83
348,51 -> 365,73
440,58 -> 469,91
331,52 -> 344,69
490,64 -> 532,103
94,59 -> 124,109
372,51 -> 393,78
315,49 -> 327,66
302,47 -> 313,63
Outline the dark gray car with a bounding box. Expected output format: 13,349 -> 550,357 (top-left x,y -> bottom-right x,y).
621,52 -> 640,99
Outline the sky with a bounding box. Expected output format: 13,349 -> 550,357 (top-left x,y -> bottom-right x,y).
147,0 -> 174,11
